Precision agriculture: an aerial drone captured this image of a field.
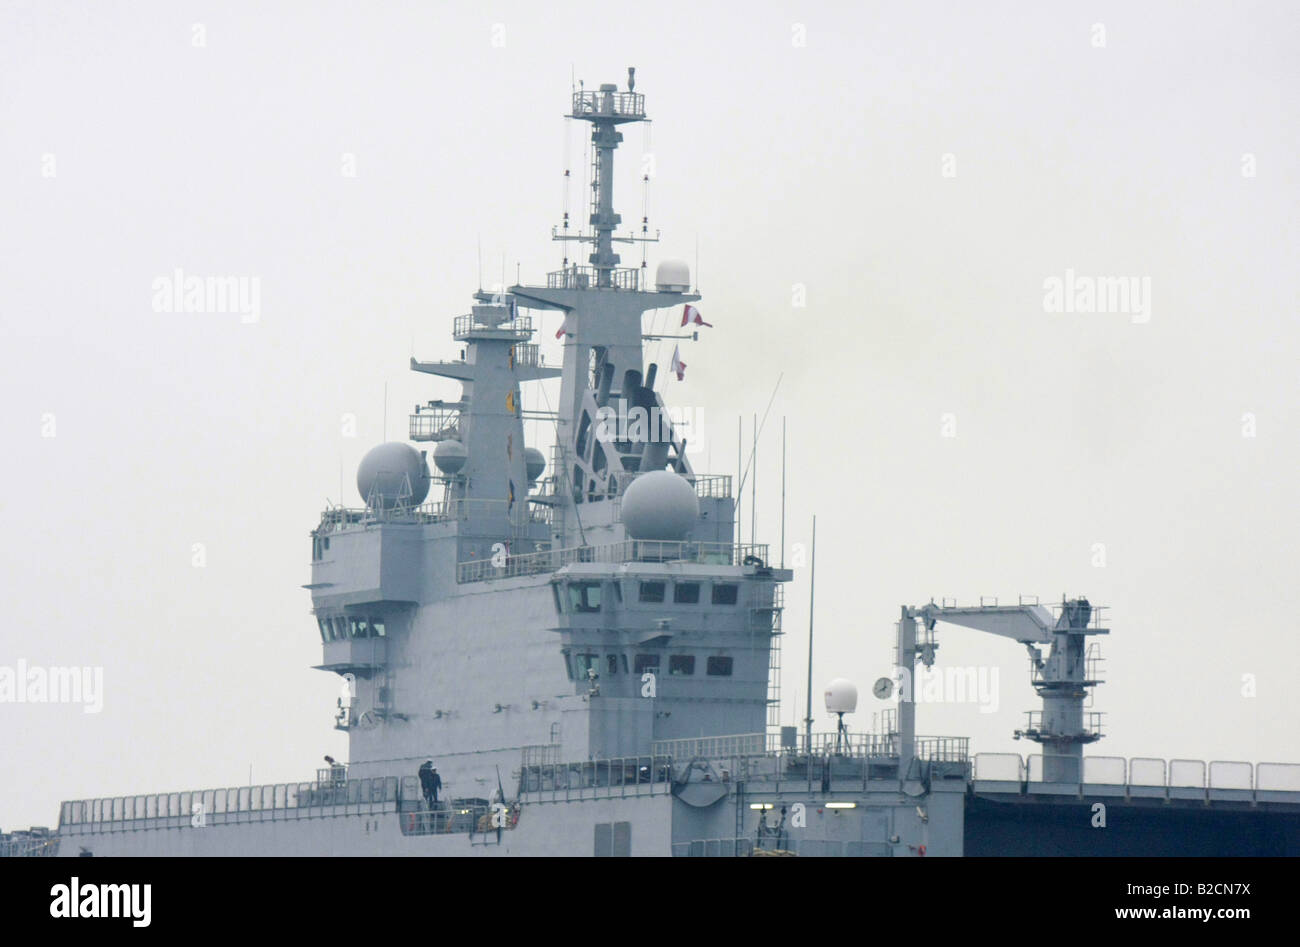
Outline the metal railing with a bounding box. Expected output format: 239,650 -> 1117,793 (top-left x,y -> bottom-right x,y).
971,753 -> 1300,797
547,265 -> 641,291
409,404 -> 462,442
458,539 -> 771,583
318,498 -> 514,532
518,756 -> 674,803
59,776 -> 401,833
452,313 -> 532,338
652,731 -> 967,765
571,89 -> 646,120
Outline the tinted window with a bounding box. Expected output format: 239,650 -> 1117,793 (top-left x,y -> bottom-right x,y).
607,654 -> 619,675
574,653 -> 598,677
639,582 -> 665,603
711,584 -> 739,605
634,654 -> 660,674
669,655 -> 695,676
707,656 -> 734,676
674,583 -> 701,604
568,582 -> 602,612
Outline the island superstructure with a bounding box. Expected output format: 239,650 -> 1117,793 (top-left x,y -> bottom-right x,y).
9,73 -> 1300,858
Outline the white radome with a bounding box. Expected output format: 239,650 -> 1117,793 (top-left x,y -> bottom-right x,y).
524,447 -> 546,482
357,442 -> 431,508
824,678 -> 859,715
432,439 -> 468,476
620,469 -> 699,541
654,259 -> 691,293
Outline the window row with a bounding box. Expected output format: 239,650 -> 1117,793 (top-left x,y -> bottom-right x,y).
565,652 -> 733,679
318,615 -> 387,643
554,580 -> 739,614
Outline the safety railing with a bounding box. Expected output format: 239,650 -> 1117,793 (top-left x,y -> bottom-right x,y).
570,89 -> 646,120
971,753 -> 1300,799
409,404 -> 462,442
319,498 -> 513,533
458,539 -> 770,583
518,756 -> 674,803
452,313 -> 532,338
546,265 -> 641,291
58,776 -> 400,833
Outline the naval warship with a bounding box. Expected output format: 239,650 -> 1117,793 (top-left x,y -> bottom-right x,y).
6,73 -> 1300,857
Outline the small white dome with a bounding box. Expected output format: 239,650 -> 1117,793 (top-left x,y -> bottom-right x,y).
824,678 -> 858,715
655,259 -> 691,293
357,442 -> 430,509
621,470 -> 699,541
432,439 -> 468,476
524,447 -> 546,482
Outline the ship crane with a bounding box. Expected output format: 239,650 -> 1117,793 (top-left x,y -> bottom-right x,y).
886,597 -> 1107,784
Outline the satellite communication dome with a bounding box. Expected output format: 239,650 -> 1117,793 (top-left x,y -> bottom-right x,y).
432,439 -> 468,476
824,678 -> 859,715
620,470 -> 699,541
524,447 -> 546,482
654,259 -> 691,293
357,442 -> 430,509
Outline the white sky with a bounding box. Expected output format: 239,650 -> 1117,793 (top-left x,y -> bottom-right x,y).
1,1 -> 1297,827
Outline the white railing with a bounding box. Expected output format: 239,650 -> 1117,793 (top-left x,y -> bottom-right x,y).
458,539 -> 770,583
971,753 -> 1300,796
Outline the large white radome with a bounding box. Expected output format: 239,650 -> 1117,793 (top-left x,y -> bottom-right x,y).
357,442 -> 431,508
655,259 -> 691,293
621,470 -> 699,541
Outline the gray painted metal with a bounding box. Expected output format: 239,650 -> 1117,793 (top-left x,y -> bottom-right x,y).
13,75 -> 1300,859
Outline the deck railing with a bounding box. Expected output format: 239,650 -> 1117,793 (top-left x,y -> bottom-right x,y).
457,539 -> 770,583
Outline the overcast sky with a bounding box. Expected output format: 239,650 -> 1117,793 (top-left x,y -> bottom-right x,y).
2,1 -> 1297,827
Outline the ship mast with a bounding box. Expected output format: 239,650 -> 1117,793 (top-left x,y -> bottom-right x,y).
553,67 -> 658,289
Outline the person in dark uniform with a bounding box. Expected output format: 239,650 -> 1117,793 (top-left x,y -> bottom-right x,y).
429,767 -> 442,805
418,760 -> 436,810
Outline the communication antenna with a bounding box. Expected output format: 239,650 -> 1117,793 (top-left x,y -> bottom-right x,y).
804,515 -> 817,753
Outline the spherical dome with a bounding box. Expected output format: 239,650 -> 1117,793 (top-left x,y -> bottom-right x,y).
524,447 -> 546,482
654,259 -> 691,293
824,678 -> 858,715
621,470 -> 699,541
432,439 -> 468,476
356,442 -> 430,509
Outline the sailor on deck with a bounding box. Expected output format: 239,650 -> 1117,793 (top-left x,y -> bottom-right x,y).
418,761 -> 441,810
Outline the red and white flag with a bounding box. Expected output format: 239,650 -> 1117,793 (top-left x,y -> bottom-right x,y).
555,313 -> 573,339
670,345 -> 687,381
681,304 -> 712,328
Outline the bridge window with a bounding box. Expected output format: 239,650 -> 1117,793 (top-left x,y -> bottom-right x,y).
562,651 -> 573,680
669,655 -> 695,676
552,584 -> 564,613
707,656 -> 734,676
634,654 -> 659,674
607,654 -> 619,675
568,582 -> 602,612
574,653 -> 599,678
318,619 -> 330,643
371,619 -> 386,637
674,583 -> 700,604
711,584 -> 739,605
639,581 -> 665,603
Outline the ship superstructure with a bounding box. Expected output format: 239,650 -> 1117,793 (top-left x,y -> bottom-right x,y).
12,74 -> 1300,858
